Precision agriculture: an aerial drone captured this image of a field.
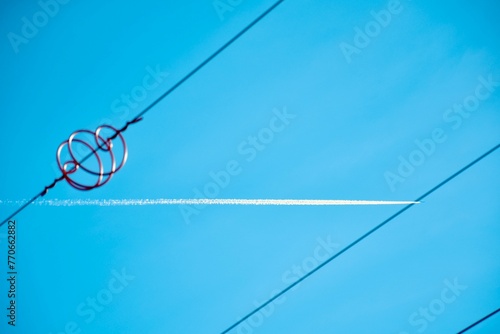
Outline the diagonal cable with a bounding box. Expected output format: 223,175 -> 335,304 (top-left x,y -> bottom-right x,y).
220,143 -> 500,334
457,307 -> 500,333
0,0 -> 286,228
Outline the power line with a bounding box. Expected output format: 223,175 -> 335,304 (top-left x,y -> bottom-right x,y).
0,0 -> 286,228
0,193 -> 42,228
134,0 -> 285,120
457,307 -> 500,333
219,143 -> 500,334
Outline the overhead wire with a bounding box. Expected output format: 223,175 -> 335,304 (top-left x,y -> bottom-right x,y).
219,143 -> 500,334
0,0 -> 286,228
456,307 -> 500,333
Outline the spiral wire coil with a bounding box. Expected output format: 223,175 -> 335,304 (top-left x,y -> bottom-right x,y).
42,117 -> 142,195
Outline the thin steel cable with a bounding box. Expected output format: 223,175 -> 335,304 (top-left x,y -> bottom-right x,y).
0,193 -> 42,227
0,0 -> 286,228
219,143 -> 500,334
134,0 -> 285,120
457,307 -> 500,333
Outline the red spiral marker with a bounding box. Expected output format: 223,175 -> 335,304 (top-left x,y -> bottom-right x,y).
41,117 -> 142,195
56,125 -> 128,191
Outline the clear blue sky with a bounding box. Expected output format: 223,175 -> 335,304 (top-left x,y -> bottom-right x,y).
0,0 -> 499,333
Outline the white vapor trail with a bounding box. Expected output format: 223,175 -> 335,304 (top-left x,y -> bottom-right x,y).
0,199 -> 419,207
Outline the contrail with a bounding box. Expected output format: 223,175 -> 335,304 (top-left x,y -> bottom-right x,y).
0,199 -> 419,207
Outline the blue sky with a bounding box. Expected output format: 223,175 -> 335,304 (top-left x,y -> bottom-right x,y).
0,0 -> 499,333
